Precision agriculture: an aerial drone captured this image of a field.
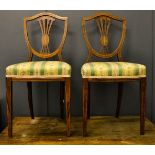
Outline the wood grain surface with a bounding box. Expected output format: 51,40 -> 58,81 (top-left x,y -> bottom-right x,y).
0,116 -> 154,144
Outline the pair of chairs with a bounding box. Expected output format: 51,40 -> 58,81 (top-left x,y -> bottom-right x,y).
5,12 -> 146,137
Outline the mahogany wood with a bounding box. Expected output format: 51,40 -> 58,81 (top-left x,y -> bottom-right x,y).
82,13 -> 147,136
83,78 -> 88,137
24,12 -> 68,60
65,78 -> 71,136
87,83 -> 90,119
6,77 -> 12,137
82,12 -> 126,62
6,12 -> 71,137
60,81 -> 65,119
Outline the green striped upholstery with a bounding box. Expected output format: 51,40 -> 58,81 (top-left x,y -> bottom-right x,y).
6,61 -> 71,77
81,62 -> 146,78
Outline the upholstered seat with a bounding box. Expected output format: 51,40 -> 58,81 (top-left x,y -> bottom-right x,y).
6,61 -> 71,78
81,62 -> 146,78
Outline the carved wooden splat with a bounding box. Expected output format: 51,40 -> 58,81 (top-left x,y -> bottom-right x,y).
96,16 -> 111,53
38,16 -> 55,53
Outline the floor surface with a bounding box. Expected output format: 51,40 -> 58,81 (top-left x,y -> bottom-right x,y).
0,116 -> 155,144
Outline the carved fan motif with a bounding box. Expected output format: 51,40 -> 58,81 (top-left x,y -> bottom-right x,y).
38,16 -> 55,53
82,13 -> 126,61
24,12 -> 68,60
96,16 -> 111,53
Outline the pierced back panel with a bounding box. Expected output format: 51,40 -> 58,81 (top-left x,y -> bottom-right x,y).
82,13 -> 126,62
24,12 -> 68,61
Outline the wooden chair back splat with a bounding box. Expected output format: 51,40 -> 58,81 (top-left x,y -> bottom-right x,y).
24,12 -> 68,61
82,13 -> 126,62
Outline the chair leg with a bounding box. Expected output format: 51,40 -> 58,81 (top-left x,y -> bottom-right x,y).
140,78 -> 146,135
115,82 -> 123,118
27,82 -> 34,119
60,81 -> 65,119
6,78 -> 13,137
83,78 -> 88,137
87,83 -> 90,119
65,78 -> 71,136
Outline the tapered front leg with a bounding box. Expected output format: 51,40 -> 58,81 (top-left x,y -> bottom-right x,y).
140,78 -> 146,135
27,82 -> 34,119
83,78 -> 88,137
87,83 -> 90,119
60,81 -> 65,119
65,78 -> 71,136
6,78 -> 13,137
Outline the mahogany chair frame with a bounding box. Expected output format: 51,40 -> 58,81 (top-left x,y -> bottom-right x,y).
6,12 -> 71,137
82,13 -> 146,136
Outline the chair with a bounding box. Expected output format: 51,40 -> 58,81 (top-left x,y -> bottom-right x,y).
6,12 -> 71,137
81,13 -> 146,136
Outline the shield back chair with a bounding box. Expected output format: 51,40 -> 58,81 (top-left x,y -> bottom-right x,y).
6,12 -> 71,137
81,13 -> 146,136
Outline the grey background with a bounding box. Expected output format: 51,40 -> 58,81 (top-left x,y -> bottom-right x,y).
0,10 -> 154,131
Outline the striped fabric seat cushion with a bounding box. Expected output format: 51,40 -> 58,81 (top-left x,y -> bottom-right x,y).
81,62 -> 146,78
6,61 -> 71,77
